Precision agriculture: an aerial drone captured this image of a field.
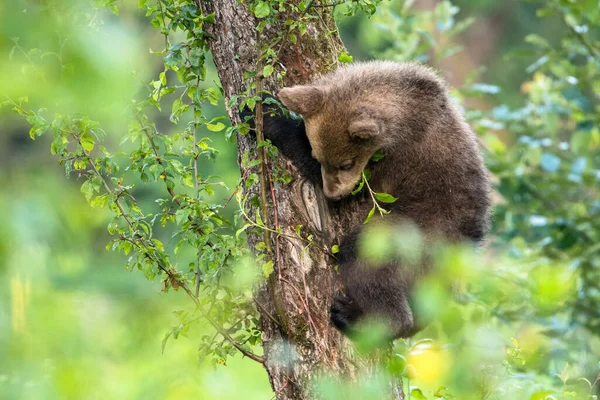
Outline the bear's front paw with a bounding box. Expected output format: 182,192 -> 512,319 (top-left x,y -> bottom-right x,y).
330,295 -> 363,335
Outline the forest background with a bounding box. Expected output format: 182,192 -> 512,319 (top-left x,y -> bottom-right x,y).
1,0 -> 599,399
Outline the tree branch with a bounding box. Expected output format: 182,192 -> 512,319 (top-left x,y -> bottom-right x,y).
77,135 -> 265,365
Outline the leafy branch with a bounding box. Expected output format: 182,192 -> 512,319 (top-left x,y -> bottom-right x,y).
49,103 -> 265,363
355,171 -> 398,224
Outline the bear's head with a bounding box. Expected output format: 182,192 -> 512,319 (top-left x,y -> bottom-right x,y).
278,85 -> 386,201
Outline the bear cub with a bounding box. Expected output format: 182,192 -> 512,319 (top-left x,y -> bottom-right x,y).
246,61 -> 491,339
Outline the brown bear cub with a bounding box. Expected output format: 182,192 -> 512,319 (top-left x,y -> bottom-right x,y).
248,61 -> 490,339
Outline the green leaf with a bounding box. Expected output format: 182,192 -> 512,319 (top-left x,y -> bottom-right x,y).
81,180 -> 94,202
175,209 -> 190,225
80,134 -> 95,152
246,97 -> 256,111
375,193 -> 398,203
433,387 -> 453,398
262,260 -> 274,278
525,34 -> 551,49
529,391 -> 555,400
207,122 -> 226,132
168,42 -> 185,51
331,245 -> 339,254
203,13 -> 216,24
90,194 -> 109,208
338,52 -> 353,63
236,224 -> 251,239
352,175 -> 365,195
121,240 -> 132,255
370,151 -> 385,162
254,2 -> 270,18
262,65 -> 274,77
410,388 -> 428,400
169,159 -> 185,175
152,239 -> 165,252
204,87 -> 220,106
363,207 -> 375,224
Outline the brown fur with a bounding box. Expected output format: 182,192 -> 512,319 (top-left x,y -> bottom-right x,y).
279,61 -> 489,238
259,61 -> 491,339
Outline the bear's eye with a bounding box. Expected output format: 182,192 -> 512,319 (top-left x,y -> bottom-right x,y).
339,161 -> 355,171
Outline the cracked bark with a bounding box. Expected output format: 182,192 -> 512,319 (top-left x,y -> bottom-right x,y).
198,2 -> 403,399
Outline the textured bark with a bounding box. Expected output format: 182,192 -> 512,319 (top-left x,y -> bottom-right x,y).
198,2 -> 402,398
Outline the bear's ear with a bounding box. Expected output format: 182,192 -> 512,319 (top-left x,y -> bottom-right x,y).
348,119 -> 380,140
278,85 -> 324,116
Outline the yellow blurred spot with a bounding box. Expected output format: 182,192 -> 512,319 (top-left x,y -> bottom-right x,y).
407,343 -> 450,385
11,274 -> 31,333
521,81 -> 532,93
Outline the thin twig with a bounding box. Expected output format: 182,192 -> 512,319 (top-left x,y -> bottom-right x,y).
190,73 -> 201,197
238,191 -> 335,261
591,370 -> 600,389
78,136 -> 264,365
158,0 -> 170,50
264,163 -> 282,279
362,171 -> 388,216
255,35 -> 273,258
280,277 -> 318,335
194,248 -> 203,297
191,72 -> 203,290
253,298 -> 281,326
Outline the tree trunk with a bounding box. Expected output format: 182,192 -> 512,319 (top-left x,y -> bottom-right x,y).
198,2 -> 403,399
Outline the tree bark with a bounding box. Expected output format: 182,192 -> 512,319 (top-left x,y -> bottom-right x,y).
198,2 -> 403,399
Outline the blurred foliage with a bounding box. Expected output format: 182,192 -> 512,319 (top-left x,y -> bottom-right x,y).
345,0 -> 600,398
1,0 -> 600,399
0,1 -> 269,399
488,0 -> 600,332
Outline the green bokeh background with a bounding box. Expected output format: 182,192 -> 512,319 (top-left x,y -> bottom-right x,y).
0,0 -> 594,398
0,2 -> 264,398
